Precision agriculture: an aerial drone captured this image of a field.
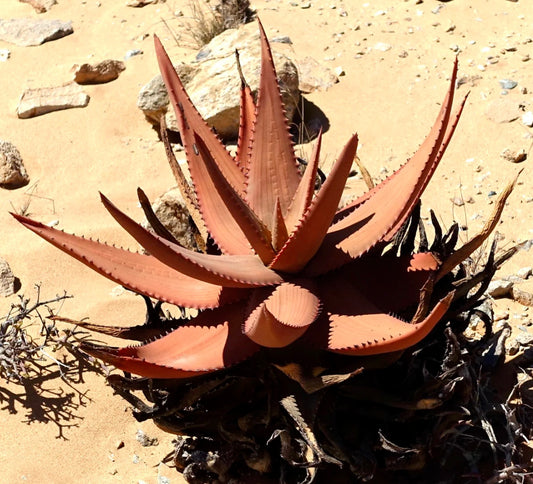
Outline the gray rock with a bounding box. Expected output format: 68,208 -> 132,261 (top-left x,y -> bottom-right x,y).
17,82 -> 90,119
297,56 -> 338,93
124,48 -> 143,60
0,257 -> 16,296
142,187 -> 199,251
514,332 -> 533,346
139,22 -> 300,140
488,279 -> 513,298
499,79 -> 517,90
0,18 -> 72,47
0,141 -> 29,189
137,64 -> 197,126
485,98 -> 521,123
74,60 -> 126,84
19,0 -> 57,13
135,429 -> 158,447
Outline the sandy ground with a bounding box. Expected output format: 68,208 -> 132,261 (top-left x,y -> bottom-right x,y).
0,0 -> 531,482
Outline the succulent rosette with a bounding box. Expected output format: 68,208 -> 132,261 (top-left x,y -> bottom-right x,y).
15,21 -> 511,380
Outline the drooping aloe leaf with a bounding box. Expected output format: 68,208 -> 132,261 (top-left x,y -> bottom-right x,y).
100,194 -> 283,288
245,20 -> 302,229
12,214 -> 241,308
81,302 -> 260,379
270,134 -> 358,272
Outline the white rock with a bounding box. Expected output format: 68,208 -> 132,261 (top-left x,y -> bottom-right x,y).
521,111 -> 533,127
17,82 -> 90,119
0,18 -> 72,46
373,42 -> 392,52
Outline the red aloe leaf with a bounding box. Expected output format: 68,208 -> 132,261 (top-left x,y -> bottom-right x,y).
235,50 -> 256,171
12,214 -> 241,309
285,129 -> 323,232
270,134 -> 358,273
193,135 -> 276,264
245,20 -> 301,229
154,35 -> 244,192
271,198 -> 289,252
326,292 -> 452,355
243,281 -> 319,348
100,194 -> 283,288
81,302 -> 260,379
308,63 -> 465,275
170,82 -> 254,256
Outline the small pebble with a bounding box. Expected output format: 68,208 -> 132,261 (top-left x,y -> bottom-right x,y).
522,111 -> 533,127
488,190 -> 497,197
0,49 -> 10,62
124,49 -> 143,60
517,267 -> 532,279
499,79 -> 517,89
334,66 -> 345,76
373,42 -> 392,52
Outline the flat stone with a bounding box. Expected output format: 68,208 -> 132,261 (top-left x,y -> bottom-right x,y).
0,18 -> 72,47
485,98 -> 521,123
0,257 -> 16,297
0,140 -> 29,188
74,60 -> 126,84
17,82 -> 90,119
19,0 -> 57,13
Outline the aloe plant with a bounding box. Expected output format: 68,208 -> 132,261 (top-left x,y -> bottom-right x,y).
13,20 -> 513,381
